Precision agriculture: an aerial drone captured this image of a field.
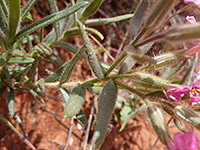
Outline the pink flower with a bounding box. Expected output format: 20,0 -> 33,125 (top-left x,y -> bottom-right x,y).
167,131 -> 199,150
186,16 -> 198,24
184,0 -> 200,5
166,71 -> 200,105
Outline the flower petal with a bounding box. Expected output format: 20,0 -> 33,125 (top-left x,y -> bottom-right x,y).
174,131 -> 199,150
184,0 -> 200,5
166,87 -> 190,102
186,16 -> 197,24
192,71 -> 200,86
189,94 -> 200,105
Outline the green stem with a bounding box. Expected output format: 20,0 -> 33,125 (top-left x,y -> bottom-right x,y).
44,74 -> 132,88
105,52 -> 127,76
0,114 -> 37,150
113,80 -> 144,99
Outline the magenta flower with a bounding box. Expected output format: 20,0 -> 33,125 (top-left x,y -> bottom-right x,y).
167,131 -> 199,150
166,71 -> 200,105
184,0 -> 200,5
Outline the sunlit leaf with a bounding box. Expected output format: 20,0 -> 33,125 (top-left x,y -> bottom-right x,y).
64,84 -> 86,118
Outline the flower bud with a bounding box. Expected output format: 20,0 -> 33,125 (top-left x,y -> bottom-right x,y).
165,24 -> 200,42
175,106 -> 200,129
147,106 -> 170,145
131,72 -> 169,90
153,50 -> 187,69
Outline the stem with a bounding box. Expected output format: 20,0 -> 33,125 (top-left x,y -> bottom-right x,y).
44,74 -> 132,88
130,28 -> 146,46
134,33 -> 165,48
113,80 -> 144,99
105,52 -> 127,76
0,114 -> 37,150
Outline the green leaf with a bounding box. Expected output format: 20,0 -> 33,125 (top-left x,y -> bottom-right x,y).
119,55 -> 135,74
84,14 -> 134,26
93,80 -> 118,149
47,0 -> 60,40
60,46 -> 84,84
80,0 -> 103,20
49,55 -> 63,65
8,0 -> 20,43
34,43 -> 53,55
77,20 -> 105,80
45,61 -> 70,82
62,26 -> 104,40
0,0 -> 8,18
11,50 -> 26,57
64,84 -> 86,118
120,104 -> 132,121
58,42 -> 87,59
0,57 -> 6,66
120,105 -> 145,131
0,27 -> 7,41
15,1 -> 89,41
19,35 -> 39,44
37,79 -> 45,92
7,88 -> 15,117
130,0 -> 148,38
14,64 -> 32,81
59,88 -> 69,102
8,57 -> 35,64
30,89 -> 44,103
21,12 -> 34,23
76,109 -> 87,125
21,0 -> 38,21
0,4 -> 8,35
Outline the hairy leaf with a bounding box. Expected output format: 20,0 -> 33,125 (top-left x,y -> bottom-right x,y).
93,80 -> 118,149
15,1 -> 88,41
64,84 -> 86,118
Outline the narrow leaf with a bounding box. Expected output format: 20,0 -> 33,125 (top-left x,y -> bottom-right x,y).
7,88 -> 15,117
14,64 -> 32,81
93,80 -> 118,149
8,0 -> 20,43
34,43 -> 53,55
84,14 -> 134,26
120,105 -> 145,131
77,20 -> 105,80
62,27 -> 104,40
47,0 -> 60,40
0,0 -> 8,17
30,89 -> 44,103
60,88 -> 69,102
60,46 -> 84,84
21,0 -> 38,21
76,109 -> 87,125
0,4 -> 8,35
8,57 -> 35,64
64,84 -> 86,118
130,0 -> 148,38
118,55 -> 135,74
21,12 -> 34,23
80,0 -> 103,20
37,79 -> 45,92
15,1 -> 89,41
45,61 -> 70,82
58,42 -> 87,59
